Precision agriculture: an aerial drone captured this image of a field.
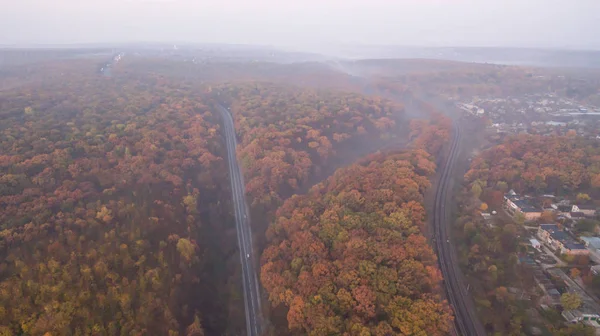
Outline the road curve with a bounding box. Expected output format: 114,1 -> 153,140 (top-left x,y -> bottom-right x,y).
217,104 -> 263,336
433,123 -> 486,336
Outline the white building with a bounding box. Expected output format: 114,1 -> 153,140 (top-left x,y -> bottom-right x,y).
529,238 -> 541,249
562,309 -> 600,326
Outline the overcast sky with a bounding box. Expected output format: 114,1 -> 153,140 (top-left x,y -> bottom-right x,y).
2,0 -> 599,50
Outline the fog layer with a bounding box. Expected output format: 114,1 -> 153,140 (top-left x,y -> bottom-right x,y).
2,0 -> 599,50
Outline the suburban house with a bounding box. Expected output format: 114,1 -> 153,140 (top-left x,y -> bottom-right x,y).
582,237 -> 600,249
554,204 -> 597,219
537,224 -> 589,255
556,204 -> 571,212
572,205 -> 598,217
552,200 -> 572,217
563,242 -> 590,255
582,236 -> 600,263
529,238 -> 541,249
562,308 -> 600,327
504,190 -> 542,221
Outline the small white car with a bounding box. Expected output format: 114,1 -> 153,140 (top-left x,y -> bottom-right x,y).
247,254 -> 250,258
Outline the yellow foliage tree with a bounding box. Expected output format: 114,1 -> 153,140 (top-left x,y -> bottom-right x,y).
176,238 -> 196,262
561,292 -> 582,310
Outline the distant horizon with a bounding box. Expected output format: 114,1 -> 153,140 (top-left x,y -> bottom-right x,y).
1,42 -> 600,53
3,1 -> 599,52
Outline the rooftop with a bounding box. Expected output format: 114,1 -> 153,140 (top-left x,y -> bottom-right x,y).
540,224 -> 560,231
582,237 -> 600,249
548,289 -> 560,296
540,224 -> 582,247
550,230 -> 569,241
529,238 -> 541,245
504,194 -> 541,212
577,204 -> 598,210
562,308 -> 600,322
564,243 -> 587,250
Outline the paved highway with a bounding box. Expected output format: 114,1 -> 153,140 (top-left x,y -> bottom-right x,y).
218,104 -> 263,336
433,123 -> 486,336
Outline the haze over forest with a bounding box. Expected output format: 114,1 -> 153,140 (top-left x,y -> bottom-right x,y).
2,1 -> 600,336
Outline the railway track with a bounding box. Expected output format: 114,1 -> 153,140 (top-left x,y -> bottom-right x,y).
432,123 -> 486,336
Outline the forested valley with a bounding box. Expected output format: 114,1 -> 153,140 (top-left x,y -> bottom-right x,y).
0,57 -> 456,335
3,2 -> 600,334
260,117 -> 453,335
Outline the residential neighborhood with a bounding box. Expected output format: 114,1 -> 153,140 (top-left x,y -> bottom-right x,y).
459,185 -> 600,331
537,224 -> 588,256
504,190 -> 598,223
457,93 -> 600,139
496,189 -> 600,331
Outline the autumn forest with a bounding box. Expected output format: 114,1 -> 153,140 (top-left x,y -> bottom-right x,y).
3,48 -> 599,336
0,55 -> 458,336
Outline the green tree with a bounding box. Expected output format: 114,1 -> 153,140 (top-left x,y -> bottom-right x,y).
488,265 -> 498,281
577,193 -> 591,202
496,181 -> 508,192
558,324 -> 595,336
182,193 -> 198,214
177,238 -> 196,262
560,292 -> 582,311
578,219 -> 600,233
514,212 -> 526,225
471,183 -> 483,199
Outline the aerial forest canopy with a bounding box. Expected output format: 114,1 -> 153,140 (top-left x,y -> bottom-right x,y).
260,118 -> 453,335
0,57 -> 458,336
465,134 -> 600,195
0,71 -> 225,335
216,83 -> 403,212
